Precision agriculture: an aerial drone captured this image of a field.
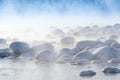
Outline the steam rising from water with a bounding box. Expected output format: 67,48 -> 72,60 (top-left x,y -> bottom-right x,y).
0,1 -> 120,80
0,0 -> 120,40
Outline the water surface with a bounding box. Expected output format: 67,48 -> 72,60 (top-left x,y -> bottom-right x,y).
0,59 -> 120,80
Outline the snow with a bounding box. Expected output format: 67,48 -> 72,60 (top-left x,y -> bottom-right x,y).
104,39 -> 117,46
73,50 -> 93,61
51,29 -> 64,36
2,23 -> 120,80
60,36 -> 75,47
56,56 -> 71,63
35,49 -> 56,62
75,59 -> 90,65
58,48 -> 76,58
111,42 -> 120,49
109,35 -> 118,40
107,58 -> 120,63
0,39 -> 7,45
29,42 -> 54,57
93,46 -> 120,62
90,60 -> 101,64
75,40 -> 103,53
0,39 -> 8,49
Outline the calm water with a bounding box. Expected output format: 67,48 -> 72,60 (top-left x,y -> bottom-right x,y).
0,59 -> 120,80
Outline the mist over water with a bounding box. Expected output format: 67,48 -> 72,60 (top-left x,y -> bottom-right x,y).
0,0 -> 119,40
0,1 -> 120,80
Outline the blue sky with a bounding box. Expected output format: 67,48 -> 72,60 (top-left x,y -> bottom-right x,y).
0,0 -> 119,16
13,0 -> 108,15
0,0 -> 120,40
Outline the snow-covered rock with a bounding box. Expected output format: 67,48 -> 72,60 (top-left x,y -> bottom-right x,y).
60,36 -> 75,47
73,50 -> 93,61
93,46 -> 120,62
109,35 -> 118,40
51,29 -> 65,38
90,60 -> 101,64
56,56 -> 71,64
80,70 -> 96,76
108,58 -> 120,63
104,39 -> 117,46
76,59 -> 90,65
30,42 -> 54,56
51,29 -> 64,36
0,39 -> 7,45
57,48 -> 77,63
111,42 -> 120,49
10,41 -> 30,57
75,40 -> 103,52
58,48 -> 76,58
35,49 -> 56,62
0,39 -> 8,49
102,66 -> 120,73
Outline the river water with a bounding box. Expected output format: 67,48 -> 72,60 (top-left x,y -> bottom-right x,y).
0,58 -> 120,80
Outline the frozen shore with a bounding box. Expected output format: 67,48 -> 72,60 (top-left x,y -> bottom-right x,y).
1,24 -> 120,79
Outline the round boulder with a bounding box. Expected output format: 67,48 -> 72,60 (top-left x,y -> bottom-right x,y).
73,51 -> 93,61
60,36 -> 75,47
10,41 -> 30,57
93,46 -> 120,62
30,42 -> 54,56
75,40 -> 103,52
102,66 -> 120,73
58,48 -> 76,58
35,49 -> 56,62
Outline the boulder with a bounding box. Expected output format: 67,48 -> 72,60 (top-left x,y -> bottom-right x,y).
30,42 -> 54,56
10,41 -> 30,57
73,51 -> 93,61
93,46 -> 120,62
35,49 -> 56,62
75,40 -> 103,52
102,66 -> 120,73
80,70 -> 96,76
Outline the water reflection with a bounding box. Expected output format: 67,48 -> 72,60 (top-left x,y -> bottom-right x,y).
0,59 -> 120,80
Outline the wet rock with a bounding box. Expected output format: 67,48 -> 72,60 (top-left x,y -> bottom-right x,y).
102,66 -> 120,73
0,48 -> 13,58
80,70 -> 96,76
